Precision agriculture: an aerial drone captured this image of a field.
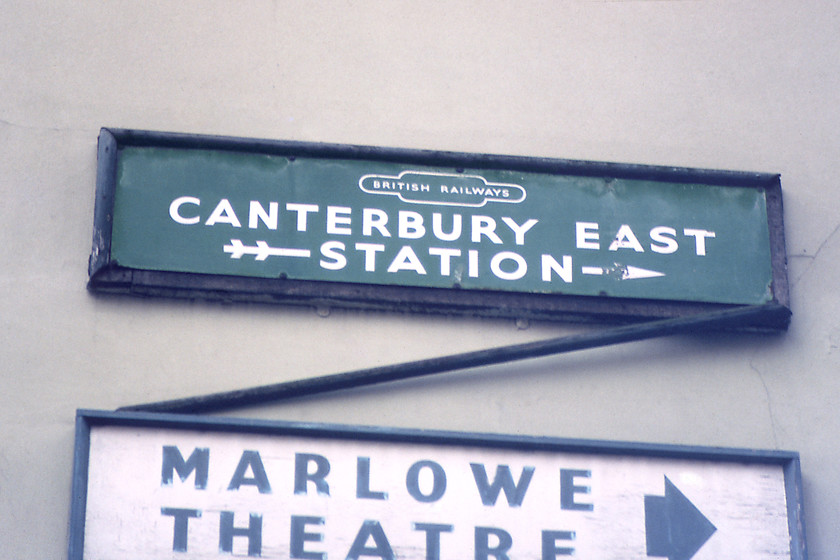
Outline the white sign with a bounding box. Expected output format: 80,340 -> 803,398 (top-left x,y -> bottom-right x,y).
70,411 -> 805,560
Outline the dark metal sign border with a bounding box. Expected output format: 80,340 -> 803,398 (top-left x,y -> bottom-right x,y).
88,128 -> 790,330
68,409 -> 807,559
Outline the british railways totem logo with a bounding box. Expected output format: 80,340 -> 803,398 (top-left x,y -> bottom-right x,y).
359,171 -> 526,207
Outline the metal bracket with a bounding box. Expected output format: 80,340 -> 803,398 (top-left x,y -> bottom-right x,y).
120,303 -> 787,414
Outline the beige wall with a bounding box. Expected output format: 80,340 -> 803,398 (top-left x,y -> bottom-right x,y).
2,1 -> 838,557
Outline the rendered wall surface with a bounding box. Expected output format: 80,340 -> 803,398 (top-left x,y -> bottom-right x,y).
1,1 -> 838,558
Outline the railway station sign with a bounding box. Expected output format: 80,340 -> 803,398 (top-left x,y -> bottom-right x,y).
69,410 -> 807,559
89,129 -> 790,329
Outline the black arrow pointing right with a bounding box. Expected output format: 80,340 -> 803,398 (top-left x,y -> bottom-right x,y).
645,476 -> 717,560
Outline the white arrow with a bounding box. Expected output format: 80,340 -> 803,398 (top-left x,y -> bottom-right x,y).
223,239 -> 311,261
622,265 -> 665,280
581,264 -> 665,280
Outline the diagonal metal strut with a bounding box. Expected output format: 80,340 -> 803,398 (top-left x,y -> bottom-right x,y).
119,304 -> 786,415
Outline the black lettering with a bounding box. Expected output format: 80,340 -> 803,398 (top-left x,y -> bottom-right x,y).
161,507 -> 200,552
542,530 -> 575,558
357,457 -> 388,500
346,520 -> 394,560
290,516 -> 325,560
470,464 -> 534,506
162,446 -> 208,489
560,469 -> 593,511
475,527 -> 512,560
219,511 -> 262,557
413,523 -> 453,560
228,450 -> 271,494
295,453 -> 331,496
406,460 -> 447,503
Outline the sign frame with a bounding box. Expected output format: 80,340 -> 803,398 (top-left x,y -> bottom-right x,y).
68,409 -> 807,559
88,128 -> 791,330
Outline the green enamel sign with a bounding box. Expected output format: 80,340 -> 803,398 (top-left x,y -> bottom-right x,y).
89,129 -> 790,328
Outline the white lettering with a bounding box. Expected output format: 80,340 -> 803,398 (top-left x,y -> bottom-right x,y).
398,211 -> 426,239
576,222 -> 599,250
248,201 -> 278,230
387,246 -> 426,275
319,241 -> 346,270
609,224 -> 645,252
432,213 -> 462,242
429,247 -> 461,276
169,196 -> 200,225
286,203 -> 319,232
355,243 -> 385,272
471,216 -> 503,244
541,255 -> 573,283
501,217 -> 539,246
205,199 -> 241,228
326,206 -> 352,235
683,228 -> 716,256
649,226 -> 678,254
362,208 -> 390,237
490,252 -> 527,280
468,250 -> 479,278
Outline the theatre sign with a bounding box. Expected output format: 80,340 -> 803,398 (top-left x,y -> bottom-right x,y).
88,129 -> 790,329
69,410 -> 807,559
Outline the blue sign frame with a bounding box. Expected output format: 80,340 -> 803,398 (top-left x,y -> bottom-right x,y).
69,409 -> 807,559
